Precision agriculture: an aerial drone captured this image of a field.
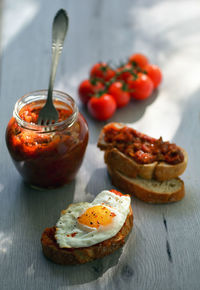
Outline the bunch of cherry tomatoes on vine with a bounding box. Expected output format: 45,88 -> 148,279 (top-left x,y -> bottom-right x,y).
78,53 -> 162,121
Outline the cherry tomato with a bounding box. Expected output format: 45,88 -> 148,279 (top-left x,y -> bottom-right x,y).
116,63 -> 136,82
78,79 -> 104,105
128,73 -> 153,100
90,62 -> 115,82
129,53 -> 149,68
108,81 -> 130,108
144,64 -> 162,89
87,93 -> 117,121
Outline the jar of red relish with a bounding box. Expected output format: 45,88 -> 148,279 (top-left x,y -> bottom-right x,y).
6,90 -> 89,188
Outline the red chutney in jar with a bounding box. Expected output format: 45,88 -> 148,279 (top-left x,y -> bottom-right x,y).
103,124 -> 184,165
6,91 -> 89,188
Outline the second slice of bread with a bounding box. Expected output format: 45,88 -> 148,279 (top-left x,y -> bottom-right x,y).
107,166 -> 185,203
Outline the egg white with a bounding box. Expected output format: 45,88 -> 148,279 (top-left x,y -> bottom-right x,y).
55,190 -> 131,248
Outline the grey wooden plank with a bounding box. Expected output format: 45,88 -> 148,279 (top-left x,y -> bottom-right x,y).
0,0 -> 3,90
1,0 -> 200,290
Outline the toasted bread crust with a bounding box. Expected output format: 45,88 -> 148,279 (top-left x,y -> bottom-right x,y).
104,148 -> 157,180
41,206 -> 133,265
98,122 -> 188,181
107,166 -> 185,204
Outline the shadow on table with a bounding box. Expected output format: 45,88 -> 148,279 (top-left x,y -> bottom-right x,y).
31,226 -> 137,288
41,245 -> 123,286
79,90 -> 159,145
32,222 -> 137,288
19,179 -> 76,228
85,167 -> 111,198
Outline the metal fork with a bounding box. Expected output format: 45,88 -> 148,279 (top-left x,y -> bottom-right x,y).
38,9 -> 68,125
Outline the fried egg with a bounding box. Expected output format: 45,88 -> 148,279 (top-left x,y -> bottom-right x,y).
55,190 -> 131,248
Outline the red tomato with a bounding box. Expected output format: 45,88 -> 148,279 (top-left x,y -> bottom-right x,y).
90,62 -> 115,82
128,73 -> 153,100
78,79 -> 104,105
87,93 -> 117,121
116,63 -> 135,82
144,64 -> 162,89
129,53 -> 149,68
108,81 -> 130,108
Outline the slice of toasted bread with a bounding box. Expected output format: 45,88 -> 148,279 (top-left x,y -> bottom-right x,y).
41,205 -> 133,265
104,147 -> 188,181
107,166 -> 185,203
98,122 -> 188,181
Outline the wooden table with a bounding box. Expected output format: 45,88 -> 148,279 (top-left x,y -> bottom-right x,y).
0,0 -> 199,289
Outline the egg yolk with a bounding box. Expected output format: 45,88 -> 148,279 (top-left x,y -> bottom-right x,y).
77,205 -> 116,229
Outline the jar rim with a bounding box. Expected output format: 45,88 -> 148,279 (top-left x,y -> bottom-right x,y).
13,89 -> 79,132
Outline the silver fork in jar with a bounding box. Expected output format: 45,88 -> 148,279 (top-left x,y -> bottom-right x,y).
38,9 -> 68,125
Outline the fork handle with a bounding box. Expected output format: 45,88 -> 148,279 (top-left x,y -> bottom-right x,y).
46,9 -> 69,105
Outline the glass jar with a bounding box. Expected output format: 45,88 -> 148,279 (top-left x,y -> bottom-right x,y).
6,90 -> 89,188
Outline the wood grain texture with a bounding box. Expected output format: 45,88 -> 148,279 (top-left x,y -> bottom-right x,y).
0,0 -> 200,289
